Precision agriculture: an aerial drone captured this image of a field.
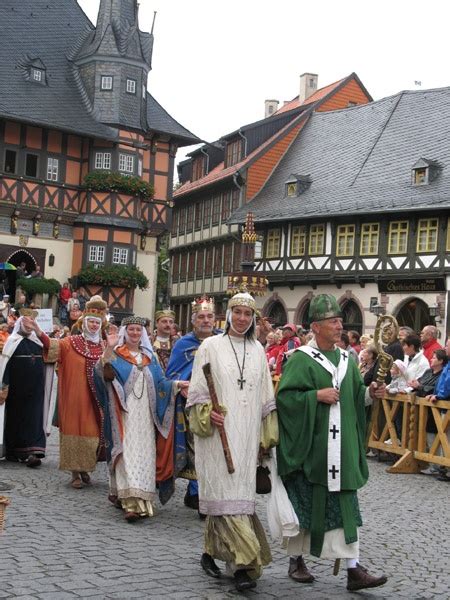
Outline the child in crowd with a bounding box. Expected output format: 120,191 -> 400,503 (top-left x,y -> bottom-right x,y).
386,359 -> 408,394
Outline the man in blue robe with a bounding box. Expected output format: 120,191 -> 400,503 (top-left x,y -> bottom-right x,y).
166,296 -> 217,510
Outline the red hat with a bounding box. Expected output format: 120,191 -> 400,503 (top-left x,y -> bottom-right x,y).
282,323 -> 297,333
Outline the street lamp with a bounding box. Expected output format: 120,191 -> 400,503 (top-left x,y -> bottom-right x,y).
370,303 -> 385,317
429,303 -> 441,323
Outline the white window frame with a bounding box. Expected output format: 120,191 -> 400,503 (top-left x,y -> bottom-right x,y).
101,76 -> 113,90
32,68 -> 43,82
88,245 -> 105,263
112,247 -> 128,265
142,83 -> 146,99
126,79 -> 136,94
95,152 -> 111,170
119,153 -> 134,174
46,157 -> 59,182
138,158 -> 143,177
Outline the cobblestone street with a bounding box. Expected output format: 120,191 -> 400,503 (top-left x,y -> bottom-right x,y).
0,429 -> 448,600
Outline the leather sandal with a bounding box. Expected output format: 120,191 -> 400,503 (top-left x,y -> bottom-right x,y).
71,472 -> 83,489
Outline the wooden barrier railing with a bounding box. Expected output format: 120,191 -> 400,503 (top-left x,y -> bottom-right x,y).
415,397 -> 450,469
368,392 -> 450,474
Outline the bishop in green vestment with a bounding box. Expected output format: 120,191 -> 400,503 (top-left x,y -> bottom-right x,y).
276,294 -> 388,592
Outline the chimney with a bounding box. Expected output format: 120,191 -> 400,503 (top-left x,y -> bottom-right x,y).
264,99 -> 279,118
299,73 -> 318,104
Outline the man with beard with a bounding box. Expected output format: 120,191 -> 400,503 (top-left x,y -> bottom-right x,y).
152,309 -> 176,371
164,297 -> 216,509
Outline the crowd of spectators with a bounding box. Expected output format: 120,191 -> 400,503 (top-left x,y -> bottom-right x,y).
262,319 -> 450,482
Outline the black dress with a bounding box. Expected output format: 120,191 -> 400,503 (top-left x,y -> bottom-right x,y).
3,337 -> 46,459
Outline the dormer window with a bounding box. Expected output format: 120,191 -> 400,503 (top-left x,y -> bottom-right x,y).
412,158 -> 442,186
32,68 -> 43,82
284,174 -> 312,197
101,76 -> 113,91
192,156 -> 204,181
225,139 -> 242,168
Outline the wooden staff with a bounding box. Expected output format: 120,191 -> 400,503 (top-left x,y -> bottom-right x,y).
202,362 -> 235,474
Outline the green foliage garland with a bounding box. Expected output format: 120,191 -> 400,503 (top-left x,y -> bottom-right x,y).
83,171 -> 154,199
17,277 -> 61,296
78,265 -> 149,291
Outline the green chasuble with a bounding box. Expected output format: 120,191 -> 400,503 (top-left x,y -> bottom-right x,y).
276,347 -> 368,557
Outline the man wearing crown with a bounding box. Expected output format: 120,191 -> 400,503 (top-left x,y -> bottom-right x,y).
152,309 -> 177,372
164,296 -> 217,509
186,291 -> 278,592
30,296 -> 108,489
0,309 -> 49,467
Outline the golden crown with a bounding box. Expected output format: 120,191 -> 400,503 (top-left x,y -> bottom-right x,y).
228,292 -> 256,311
191,296 -> 215,314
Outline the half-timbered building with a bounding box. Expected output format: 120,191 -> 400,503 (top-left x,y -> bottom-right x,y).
230,86 -> 450,335
0,0 -> 198,317
170,73 -> 372,330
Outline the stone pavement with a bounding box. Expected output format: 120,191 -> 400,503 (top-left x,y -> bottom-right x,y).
0,429 -> 449,600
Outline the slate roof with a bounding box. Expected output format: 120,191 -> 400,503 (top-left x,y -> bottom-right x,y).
230,87 -> 450,223
146,94 -> 199,145
0,0 -> 198,144
175,73 -> 369,198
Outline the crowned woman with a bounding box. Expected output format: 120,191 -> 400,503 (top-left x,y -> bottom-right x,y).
32,296 -> 108,488
95,316 -> 188,522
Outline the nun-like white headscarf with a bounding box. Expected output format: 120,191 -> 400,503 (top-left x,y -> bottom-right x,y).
82,316 -> 102,344
117,323 -> 153,359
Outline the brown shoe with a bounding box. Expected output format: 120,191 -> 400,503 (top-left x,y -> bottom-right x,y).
71,472 -> 83,489
347,564 -> 387,591
288,556 -> 315,583
124,511 -> 140,523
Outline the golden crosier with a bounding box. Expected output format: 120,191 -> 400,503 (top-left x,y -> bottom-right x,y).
373,314 -> 399,384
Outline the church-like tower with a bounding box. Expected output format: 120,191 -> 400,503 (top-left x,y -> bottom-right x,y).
75,0 -> 153,131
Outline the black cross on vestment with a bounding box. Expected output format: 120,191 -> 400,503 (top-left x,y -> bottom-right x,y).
329,465 -> 339,479
330,425 -> 340,439
341,352 -> 348,361
238,377 -> 246,390
312,351 -> 324,360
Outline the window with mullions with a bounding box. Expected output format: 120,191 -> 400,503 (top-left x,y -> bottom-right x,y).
194,203 -> 202,229
188,252 -> 196,279
308,224 -> 325,255
95,152 -> 111,170
336,224 -> 355,257
119,153 -> 134,174
186,205 -> 194,232
192,157 -> 204,181
360,223 -> 379,256
172,254 -> 180,282
221,192 -> 231,221
171,210 -> 179,236
196,249 -> 205,275
205,247 -> 213,276
213,245 -> 223,274
388,221 -> 409,254
178,207 -> 186,233
291,225 -> 306,256
212,196 -> 221,225
203,201 -> 211,227
266,229 -> 281,258
225,140 -> 242,167
417,218 -> 438,253
112,247 -> 128,265
126,79 -> 136,94
223,243 -> 233,274
101,76 -> 113,90
46,157 -> 59,182
89,245 -> 105,263
180,254 -> 187,282
231,189 -> 240,212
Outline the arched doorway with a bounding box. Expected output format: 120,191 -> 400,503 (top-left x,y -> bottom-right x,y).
395,297 -> 434,332
7,249 -> 37,275
267,300 -> 288,327
296,300 -> 311,329
341,299 -> 363,333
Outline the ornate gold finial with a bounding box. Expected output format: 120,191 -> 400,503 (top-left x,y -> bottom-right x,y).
242,212 -> 257,244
